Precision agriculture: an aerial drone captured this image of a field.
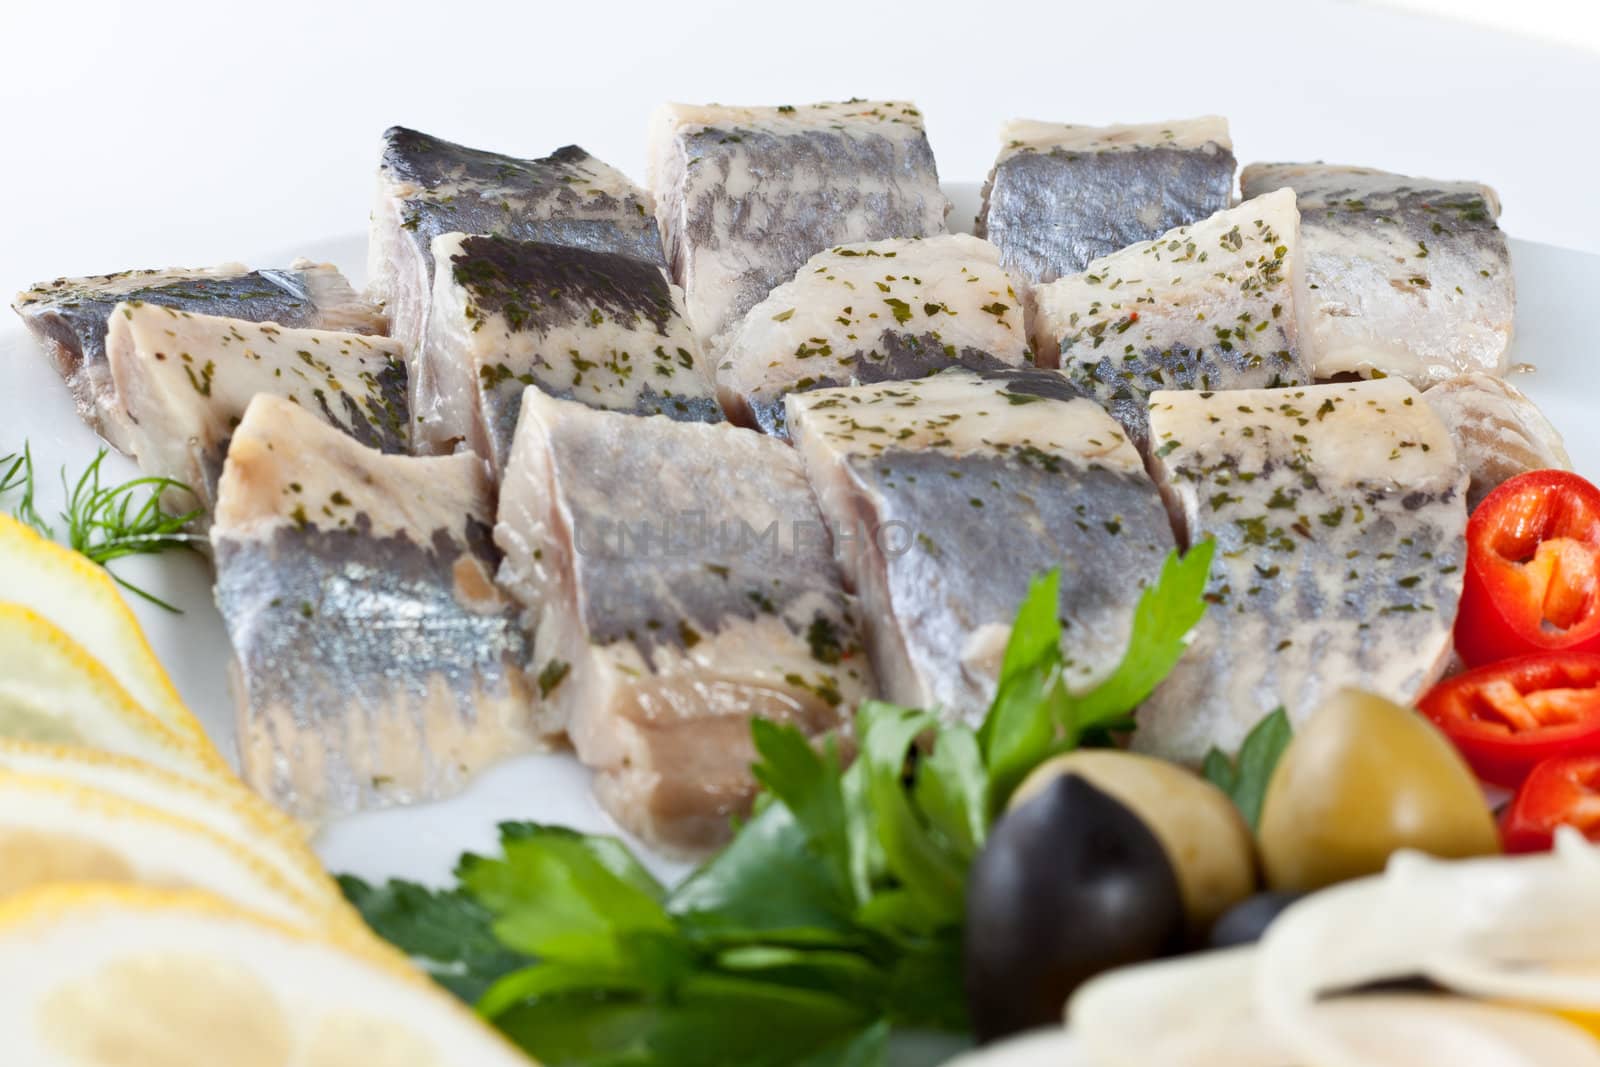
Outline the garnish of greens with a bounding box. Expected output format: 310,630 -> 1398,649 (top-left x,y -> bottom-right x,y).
0,444 -> 203,611
1202,707 -> 1293,830
342,540 -> 1216,1066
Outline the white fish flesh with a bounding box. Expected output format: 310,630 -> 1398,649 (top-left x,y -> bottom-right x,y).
1032,189 -> 1312,447
1240,163 -> 1513,384
978,116 -> 1236,284
418,232 -> 720,471
1137,379 -> 1468,764
368,127 -> 664,365
786,368 -> 1175,723
212,394 -> 535,820
495,389 -> 872,852
11,261 -> 380,454
1424,373 -> 1571,511
648,100 -> 949,355
108,303 -> 409,512
717,234 -> 1032,436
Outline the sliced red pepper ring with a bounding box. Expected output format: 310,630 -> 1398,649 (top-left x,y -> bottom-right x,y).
1455,470 -> 1600,667
1499,755 -> 1600,853
1417,652 -> 1600,788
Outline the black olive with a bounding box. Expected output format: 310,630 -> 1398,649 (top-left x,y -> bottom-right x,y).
1207,891 -> 1303,950
963,774 -> 1185,1044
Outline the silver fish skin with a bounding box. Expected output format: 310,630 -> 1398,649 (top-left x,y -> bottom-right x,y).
11,261 -> 381,454
211,394 -> 535,822
648,100 -> 950,356
495,389 -> 871,854
1138,379 -> 1468,765
978,117 -> 1236,284
368,127 -> 665,370
1240,163 -> 1513,384
1423,373 -> 1571,512
1032,189 -> 1313,449
108,304 -> 409,514
786,368 -> 1175,725
718,235 -> 1033,436
419,233 -> 721,472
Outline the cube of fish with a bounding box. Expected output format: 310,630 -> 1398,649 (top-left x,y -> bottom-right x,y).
786,368 -> 1176,724
108,303 -> 409,512
419,233 -> 721,470
495,389 -> 871,852
212,394 -> 535,820
978,116 -> 1236,283
1240,163 -> 1513,383
1138,379 -> 1468,764
1032,189 -> 1313,448
718,234 -> 1033,436
368,127 -> 665,366
11,261 -> 381,454
648,100 -> 949,355
1424,373 -> 1571,511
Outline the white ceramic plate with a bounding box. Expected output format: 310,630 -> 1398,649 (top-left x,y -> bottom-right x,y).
3,183 -> 1596,1065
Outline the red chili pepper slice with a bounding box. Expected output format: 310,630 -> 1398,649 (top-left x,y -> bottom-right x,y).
1456,470 -> 1600,667
1499,755 -> 1600,853
1418,653 -> 1600,787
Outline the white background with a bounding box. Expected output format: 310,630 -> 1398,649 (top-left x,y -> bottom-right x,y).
2,0 -> 1598,301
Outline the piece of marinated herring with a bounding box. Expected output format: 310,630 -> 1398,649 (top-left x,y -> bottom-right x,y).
11,262 -> 381,454
1241,163 -> 1513,383
786,369 -> 1174,724
1136,379 -> 1468,765
495,389 -> 871,852
648,100 -> 949,354
1032,189 -> 1312,448
108,303 -> 409,513
718,235 -> 1032,436
1423,373 -> 1571,511
368,126 -> 665,362
418,233 -> 720,469
212,394 -> 535,821
978,117 -> 1236,284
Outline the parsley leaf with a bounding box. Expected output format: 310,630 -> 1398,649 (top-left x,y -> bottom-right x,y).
336,875 -> 528,1003
1203,706 -> 1293,828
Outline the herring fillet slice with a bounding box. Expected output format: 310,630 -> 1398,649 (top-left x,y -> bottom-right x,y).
419,232 -> 721,469
648,100 -> 950,355
495,389 -> 872,852
1032,189 -> 1313,449
786,369 -> 1175,724
11,261 -> 381,454
717,234 -> 1033,436
107,304 -> 409,513
1137,379 -> 1468,764
368,127 -> 665,371
978,116 -> 1236,284
1423,373 -> 1572,511
1240,163 -> 1514,384
211,394 -> 535,821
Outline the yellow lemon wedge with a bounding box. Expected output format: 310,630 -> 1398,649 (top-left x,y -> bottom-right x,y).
0,770 -> 344,933
0,884 -> 536,1067
0,603 -> 228,781
0,514 -> 211,749
0,739 -> 352,924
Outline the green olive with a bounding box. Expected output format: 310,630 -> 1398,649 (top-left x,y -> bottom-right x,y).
1013,750 -> 1257,933
1258,689 -> 1499,892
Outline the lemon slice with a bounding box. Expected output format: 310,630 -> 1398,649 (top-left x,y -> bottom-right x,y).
0,603 -> 229,781
0,740 -> 351,922
0,515 -> 211,749
0,770 -> 342,932
0,884 -> 535,1067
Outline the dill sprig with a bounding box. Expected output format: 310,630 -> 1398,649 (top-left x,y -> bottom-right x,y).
1,444 -> 203,612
